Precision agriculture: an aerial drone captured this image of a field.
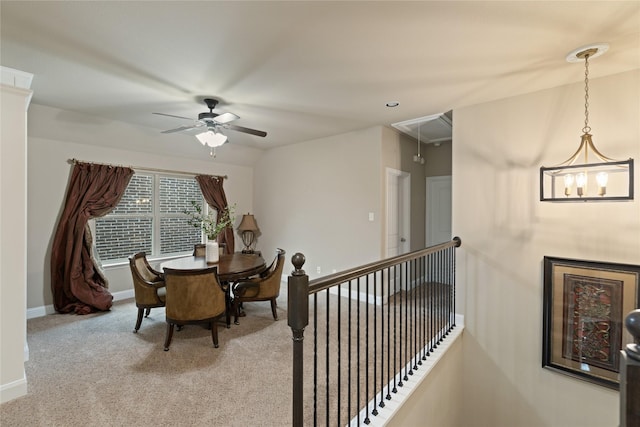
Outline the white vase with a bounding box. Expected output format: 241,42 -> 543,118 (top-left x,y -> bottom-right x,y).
206,241 -> 219,264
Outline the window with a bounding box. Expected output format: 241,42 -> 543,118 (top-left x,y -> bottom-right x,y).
94,172 -> 204,264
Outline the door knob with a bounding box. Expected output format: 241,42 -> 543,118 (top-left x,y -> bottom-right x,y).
400,238 -> 406,242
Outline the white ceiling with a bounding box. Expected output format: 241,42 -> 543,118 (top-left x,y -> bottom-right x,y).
2,1 -> 639,154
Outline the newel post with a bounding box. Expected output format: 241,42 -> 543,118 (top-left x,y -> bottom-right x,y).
288,253 -> 309,427
620,309 -> 640,427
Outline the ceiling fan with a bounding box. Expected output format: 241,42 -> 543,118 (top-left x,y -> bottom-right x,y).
153,98 -> 267,139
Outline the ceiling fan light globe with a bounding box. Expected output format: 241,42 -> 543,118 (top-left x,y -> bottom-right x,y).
196,130 -> 228,147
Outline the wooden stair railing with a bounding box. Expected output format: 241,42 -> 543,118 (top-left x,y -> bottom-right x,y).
287,237 -> 462,427
620,309 -> 640,427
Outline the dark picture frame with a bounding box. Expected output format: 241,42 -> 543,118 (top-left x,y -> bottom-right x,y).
542,256 -> 640,389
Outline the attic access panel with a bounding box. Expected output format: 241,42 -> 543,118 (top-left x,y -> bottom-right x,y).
391,112 -> 452,144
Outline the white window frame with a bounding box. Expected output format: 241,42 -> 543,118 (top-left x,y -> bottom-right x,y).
95,169 -> 206,266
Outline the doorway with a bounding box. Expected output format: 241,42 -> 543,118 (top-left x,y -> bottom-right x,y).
386,168 -> 411,258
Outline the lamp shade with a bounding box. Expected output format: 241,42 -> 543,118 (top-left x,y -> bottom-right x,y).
238,214 -> 259,232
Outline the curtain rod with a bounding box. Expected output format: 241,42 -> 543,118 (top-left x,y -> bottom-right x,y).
67,158 -> 227,179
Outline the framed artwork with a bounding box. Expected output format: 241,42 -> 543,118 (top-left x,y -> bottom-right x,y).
542,256 -> 640,389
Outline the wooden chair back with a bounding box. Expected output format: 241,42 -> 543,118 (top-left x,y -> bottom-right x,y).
163,266 -> 226,323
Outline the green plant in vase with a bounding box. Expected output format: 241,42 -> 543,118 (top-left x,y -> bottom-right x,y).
184,201 -> 235,241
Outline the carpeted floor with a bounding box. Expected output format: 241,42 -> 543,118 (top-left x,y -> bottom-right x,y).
1,295 -> 297,427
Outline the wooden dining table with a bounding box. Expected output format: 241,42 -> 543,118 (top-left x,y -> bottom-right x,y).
159,252 -> 266,283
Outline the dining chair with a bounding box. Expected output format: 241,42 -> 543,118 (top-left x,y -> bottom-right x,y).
193,243 -> 206,257
194,242 -> 226,257
231,248 -> 285,325
128,252 -> 166,333
162,266 -> 228,351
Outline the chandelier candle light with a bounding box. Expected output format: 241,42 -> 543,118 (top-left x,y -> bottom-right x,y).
539,43 -> 634,202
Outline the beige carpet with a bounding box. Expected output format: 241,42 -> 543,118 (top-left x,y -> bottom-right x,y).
1,295 -> 298,427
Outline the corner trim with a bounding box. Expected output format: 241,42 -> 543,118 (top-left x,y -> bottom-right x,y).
0,372 -> 27,404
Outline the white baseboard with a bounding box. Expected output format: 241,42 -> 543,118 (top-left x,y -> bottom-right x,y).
328,285 -> 385,306
112,289 -> 134,301
26,304 -> 55,319
324,275 -> 451,307
26,289 -> 135,320
0,372 -> 27,404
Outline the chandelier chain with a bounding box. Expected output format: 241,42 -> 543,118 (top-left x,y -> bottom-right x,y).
583,53 -> 591,134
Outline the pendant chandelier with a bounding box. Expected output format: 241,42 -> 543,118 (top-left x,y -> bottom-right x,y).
540,43 -> 634,202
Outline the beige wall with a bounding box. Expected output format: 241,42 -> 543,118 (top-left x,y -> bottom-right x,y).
253,126 -> 383,278
454,70 -> 640,427
424,141 -> 452,178
26,104 -> 255,311
387,335 -> 464,427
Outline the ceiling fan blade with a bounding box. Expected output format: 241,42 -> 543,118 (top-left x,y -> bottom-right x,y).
213,112 -> 240,124
224,124 -> 267,137
153,112 -> 194,121
161,125 -> 199,134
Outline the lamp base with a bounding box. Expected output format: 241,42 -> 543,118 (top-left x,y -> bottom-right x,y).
240,230 -> 256,255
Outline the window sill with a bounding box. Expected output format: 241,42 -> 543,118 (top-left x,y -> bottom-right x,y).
102,253 -> 191,270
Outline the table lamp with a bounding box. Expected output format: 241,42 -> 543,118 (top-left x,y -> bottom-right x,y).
238,213 -> 259,254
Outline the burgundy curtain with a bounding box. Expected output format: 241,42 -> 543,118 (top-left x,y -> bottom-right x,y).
51,162 -> 134,314
195,175 -> 234,254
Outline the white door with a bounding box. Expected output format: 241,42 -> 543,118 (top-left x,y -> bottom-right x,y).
426,175 -> 452,246
386,168 -> 411,257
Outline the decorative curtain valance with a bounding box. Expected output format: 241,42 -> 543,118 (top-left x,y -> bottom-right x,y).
196,175 -> 235,254
51,161 -> 134,314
